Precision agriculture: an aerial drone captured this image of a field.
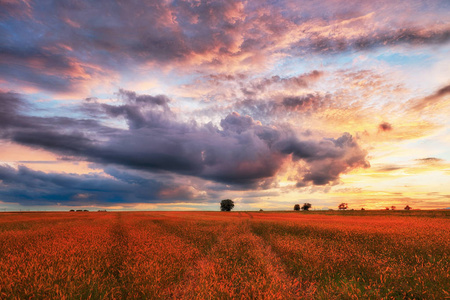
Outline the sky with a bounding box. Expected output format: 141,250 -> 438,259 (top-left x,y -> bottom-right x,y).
0,0 -> 449,211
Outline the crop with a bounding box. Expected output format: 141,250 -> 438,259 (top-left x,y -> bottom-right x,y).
0,210 -> 448,299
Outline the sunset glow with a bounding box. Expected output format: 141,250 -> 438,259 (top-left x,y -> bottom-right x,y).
0,0 -> 449,210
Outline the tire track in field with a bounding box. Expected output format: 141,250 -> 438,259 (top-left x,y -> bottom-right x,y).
149,216 -> 308,298
240,221 -> 310,298
169,219 -> 306,299
248,221 -> 317,298
107,213 -> 130,297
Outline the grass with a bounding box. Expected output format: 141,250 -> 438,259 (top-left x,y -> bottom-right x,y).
0,210 -> 449,299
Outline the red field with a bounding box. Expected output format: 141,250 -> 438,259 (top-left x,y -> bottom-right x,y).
0,211 -> 449,299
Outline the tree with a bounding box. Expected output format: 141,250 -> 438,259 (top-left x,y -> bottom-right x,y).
220,199 -> 234,211
404,205 -> 412,210
294,204 -> 300,211
391,206 -> 396,210
301,203 -> 312,211
338,203 -> 348,210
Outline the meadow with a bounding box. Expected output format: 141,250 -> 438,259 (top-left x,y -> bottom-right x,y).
0,210 -> 448,299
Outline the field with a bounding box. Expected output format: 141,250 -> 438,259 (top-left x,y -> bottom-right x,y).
0,211 -> 449,299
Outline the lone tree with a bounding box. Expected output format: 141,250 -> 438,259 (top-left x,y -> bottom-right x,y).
294,204 -> 300,211
404,205 -> 412,210
301,203 -> 312,211
220,199 -> 235,211
391,206 -> 396,210
338,203 -> 348,210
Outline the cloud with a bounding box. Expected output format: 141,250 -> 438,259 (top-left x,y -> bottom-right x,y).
303,27 -> 450,55
220,112 -> 260,133
0,163 -> 211,206
410,84 -> 450,111
2,0 -> 448,93
276,132 -> 370,185
415,157 -> 444,164
0,45 -> 95,93
0,91 -> 27,127
241,71 -> 324,96
99,89 -> 173,129
378,122 -> 393,132
374,165 -> 404,172
229,92 -> 328,125
282,94 -> 323,112
0,164 -> 158,206
0,90 -> 370,191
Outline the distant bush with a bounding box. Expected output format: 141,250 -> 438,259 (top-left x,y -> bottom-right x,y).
294,204 -> 300,211
338,203 -> 348,210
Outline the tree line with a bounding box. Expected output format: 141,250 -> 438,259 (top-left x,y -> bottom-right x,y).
219,199 -> 413,211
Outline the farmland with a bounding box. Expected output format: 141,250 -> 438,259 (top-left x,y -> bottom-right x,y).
0,211 -> 449,299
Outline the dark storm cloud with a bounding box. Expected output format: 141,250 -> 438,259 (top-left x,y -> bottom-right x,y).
220,112 -> 257,134
0,91 -> 111,152
116,89 -> 171,107
0,164 -> 157,205
99,89 -> 173,129
276,133 -> 370,185
0,164 -> 209,206
0,91 -> 26,127
0,90 -> 369,190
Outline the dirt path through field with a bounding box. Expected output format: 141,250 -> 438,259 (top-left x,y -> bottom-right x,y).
107,213 -> 131,297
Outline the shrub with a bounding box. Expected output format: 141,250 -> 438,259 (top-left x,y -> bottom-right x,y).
338,203 -> 348,210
